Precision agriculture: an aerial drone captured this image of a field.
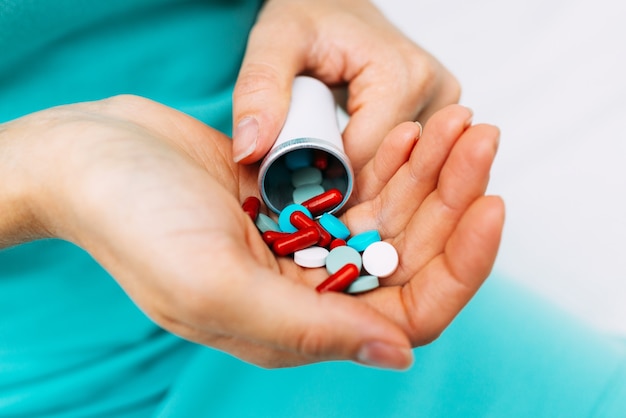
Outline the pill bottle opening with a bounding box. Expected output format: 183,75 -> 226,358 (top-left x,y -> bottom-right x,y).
258,137 -> 354,215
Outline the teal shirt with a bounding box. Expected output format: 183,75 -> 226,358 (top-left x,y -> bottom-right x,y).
0,0 -> 261,129
2,1 -> 626,416
0,1 -> 261,415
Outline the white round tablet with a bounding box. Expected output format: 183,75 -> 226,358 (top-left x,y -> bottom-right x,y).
294,246 -> 329,268
362,241 -> 398,278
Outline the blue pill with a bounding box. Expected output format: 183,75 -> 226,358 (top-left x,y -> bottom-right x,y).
255,213 -> 280,233
278,203 -> 312,233
347,230 -> 381,252
325,245 -> 362,275
291,167 -> 323,188
318,213 -> 350,240
293,184 -> 325,205
285,149 -> 313,171
346,275 -> 379,294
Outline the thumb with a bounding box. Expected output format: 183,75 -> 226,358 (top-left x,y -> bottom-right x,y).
224,266 -> 414,369
232,14 -> 310,164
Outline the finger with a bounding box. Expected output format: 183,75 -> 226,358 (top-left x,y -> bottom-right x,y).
169,325 -> 315,369
352,121 -> 422,204
121,196 -> 413,370
341,54 -> 459,172
387,123 -> 500,284
341,72 -> 421,171
163,233 -> 414,369
345,104 -> 473,234
358,195 -> 505,345
211,262 -> 414,370
405,195 -> 505,343
231,10 -> 310,164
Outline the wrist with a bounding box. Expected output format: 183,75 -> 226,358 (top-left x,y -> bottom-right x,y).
0,115 -> 61,248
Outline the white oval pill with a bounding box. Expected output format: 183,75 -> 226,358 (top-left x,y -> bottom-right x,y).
362,241 -> 398,278
294,246 -> 329,268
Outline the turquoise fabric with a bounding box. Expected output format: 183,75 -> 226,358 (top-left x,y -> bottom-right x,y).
0,0 -> 261,130
0,1 -> 261,415
1,1 -> 626,416
155,277 -> 626,418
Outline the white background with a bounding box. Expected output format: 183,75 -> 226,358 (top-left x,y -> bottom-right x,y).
373,0 -> 626,335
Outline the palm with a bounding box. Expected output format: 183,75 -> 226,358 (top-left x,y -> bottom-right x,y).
56,97 -> 502,367
344,106 -> 502,344
232,105 -> 503,347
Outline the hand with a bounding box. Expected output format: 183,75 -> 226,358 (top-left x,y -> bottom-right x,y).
343,104 -> 504,345
232,0 -> 461,171
1,96 -> 410,369
1,97 -> 502,370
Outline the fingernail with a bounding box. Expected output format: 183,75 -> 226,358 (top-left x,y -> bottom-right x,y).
413,121 -> 423,141
464,107 -> 474,128
233,116 -> 258,163
356,341 -> 413,370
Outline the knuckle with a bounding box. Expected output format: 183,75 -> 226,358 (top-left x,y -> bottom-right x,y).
387,54 -> 438,109
401,291 -> 442,347
253,354 -> 302,369
99,94 -> 157,117
406,51 -> 438,88
292,326 -> 333,359
418,59 -> 439,87
103,93 -> 146,107
412,330 -> 442,347
234,62 -> 284,99
402,52 -> 463,113
403,313 -> 440,347
441,72 -> 462,104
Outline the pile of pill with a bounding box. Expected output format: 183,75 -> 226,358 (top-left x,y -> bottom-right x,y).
260,145 -> 352,215
242,191 -> 399,294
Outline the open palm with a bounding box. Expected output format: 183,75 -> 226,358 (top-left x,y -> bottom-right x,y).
25,96 -> 502,369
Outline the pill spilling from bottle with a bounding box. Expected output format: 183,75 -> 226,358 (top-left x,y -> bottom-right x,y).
242,191 -> 399,294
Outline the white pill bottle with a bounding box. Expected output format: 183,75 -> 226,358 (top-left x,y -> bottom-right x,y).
258,76 -> 354,215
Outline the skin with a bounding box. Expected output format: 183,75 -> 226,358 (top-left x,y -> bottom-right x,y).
0,96 -> 504,369
232,0 -> 461,170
